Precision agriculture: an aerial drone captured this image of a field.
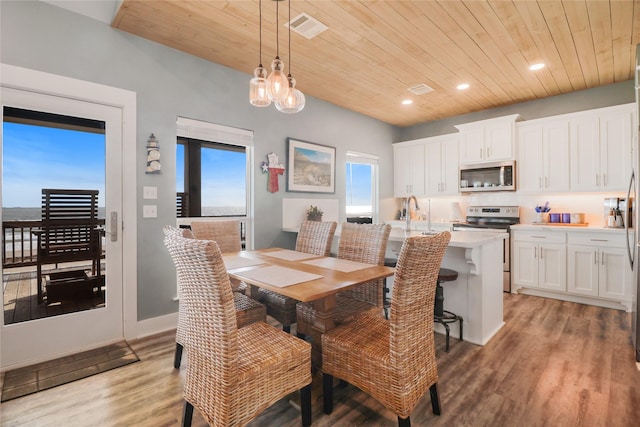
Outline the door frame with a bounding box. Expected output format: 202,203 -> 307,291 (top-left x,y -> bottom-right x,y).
0,64 -> 137,369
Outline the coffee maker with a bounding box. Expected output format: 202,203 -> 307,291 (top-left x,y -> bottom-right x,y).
604,197 -> 632,228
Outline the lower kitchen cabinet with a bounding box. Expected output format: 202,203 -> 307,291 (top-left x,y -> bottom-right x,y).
567,234 -> 630,301
512,227 -> 632,311
512,231 -> 566,292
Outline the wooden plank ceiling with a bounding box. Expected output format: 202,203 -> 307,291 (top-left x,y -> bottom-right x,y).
112,0 -> 640,127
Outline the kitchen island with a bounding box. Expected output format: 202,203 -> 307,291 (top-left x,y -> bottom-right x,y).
386,228 -> 507,346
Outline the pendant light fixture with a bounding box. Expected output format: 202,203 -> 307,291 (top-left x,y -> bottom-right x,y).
275,0 -> 305,113
249,0 -> 271,107
266,0 -> 288,103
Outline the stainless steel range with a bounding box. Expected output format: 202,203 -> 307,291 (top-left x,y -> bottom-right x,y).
452,206 -> 520,292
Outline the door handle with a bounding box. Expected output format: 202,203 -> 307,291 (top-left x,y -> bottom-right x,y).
109,211 -> 118,242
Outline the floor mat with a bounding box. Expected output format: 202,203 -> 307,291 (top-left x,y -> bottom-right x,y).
1,341 -> 139,402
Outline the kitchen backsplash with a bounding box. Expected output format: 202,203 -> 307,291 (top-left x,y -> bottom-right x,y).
391,192 -> 626,227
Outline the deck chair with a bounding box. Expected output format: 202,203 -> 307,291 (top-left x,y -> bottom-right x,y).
35,189 -> 102,304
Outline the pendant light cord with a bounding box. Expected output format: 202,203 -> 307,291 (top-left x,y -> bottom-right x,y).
259,0 -> 262,66
275,0 -> 280,58
288,0 -> 291,75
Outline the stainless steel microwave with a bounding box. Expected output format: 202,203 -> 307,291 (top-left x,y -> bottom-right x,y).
459,161 -> 516,193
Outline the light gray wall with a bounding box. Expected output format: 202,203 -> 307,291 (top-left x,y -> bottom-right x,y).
398,80 -> 635,141
1,1 -> 399,321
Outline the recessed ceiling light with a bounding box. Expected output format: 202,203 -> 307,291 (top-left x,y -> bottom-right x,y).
402,99 -> 413,105
456,83 -> 470,90
529,63 -> 545,71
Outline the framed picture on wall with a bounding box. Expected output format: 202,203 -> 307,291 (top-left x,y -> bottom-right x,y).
287,138 -> 336,193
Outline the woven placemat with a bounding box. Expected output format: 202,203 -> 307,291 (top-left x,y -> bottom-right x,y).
1,341 -> 139,402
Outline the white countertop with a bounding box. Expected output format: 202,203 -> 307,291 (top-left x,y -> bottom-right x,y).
388,228 -> 507,248
511,224 -> 627,233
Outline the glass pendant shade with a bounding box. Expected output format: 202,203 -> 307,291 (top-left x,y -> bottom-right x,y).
266,56 -> 289,102
249,65 -> 271,107
275,75 -> 305,113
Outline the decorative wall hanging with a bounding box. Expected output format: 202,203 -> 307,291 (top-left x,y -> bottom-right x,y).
287,138 -> 335,193
261,152 -> 285,193
145,133 -> 161,174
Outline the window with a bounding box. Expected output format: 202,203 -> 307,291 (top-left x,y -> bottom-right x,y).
345,151 -> 379,224
177,137 -> 246,217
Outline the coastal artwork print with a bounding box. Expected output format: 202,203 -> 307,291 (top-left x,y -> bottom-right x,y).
287,138 -> 336,193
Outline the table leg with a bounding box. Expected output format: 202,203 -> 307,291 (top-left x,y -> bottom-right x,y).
310,295 -> 336,368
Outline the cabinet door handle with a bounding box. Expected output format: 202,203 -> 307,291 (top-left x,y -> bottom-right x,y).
531,236 -> 547,239
596,174 -> 600,186
603,173 -> 607,187
487,147 -> 491,158
594,252 -> 598,264
601,252 -> 605,265
590,239 -> 608,242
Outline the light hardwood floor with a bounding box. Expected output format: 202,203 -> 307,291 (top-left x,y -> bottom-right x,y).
1,293 -> 639,426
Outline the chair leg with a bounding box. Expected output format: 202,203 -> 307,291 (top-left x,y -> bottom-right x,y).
323,373 -> 334,414
430,383 -> 441,415
174,343 -> 183,369
296,332 -> 306,340
300,384 -> 312,427
283,325 -> 291,333
398,416 -> 411,427
459,315 -> 464,341
443,322 -> 450,353
182,401 -> 194,427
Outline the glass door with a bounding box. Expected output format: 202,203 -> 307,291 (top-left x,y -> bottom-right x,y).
1,86 -> 124,367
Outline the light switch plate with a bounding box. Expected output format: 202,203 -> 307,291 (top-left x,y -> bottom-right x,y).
143,186 -> 157,199
143,204 -> 157,218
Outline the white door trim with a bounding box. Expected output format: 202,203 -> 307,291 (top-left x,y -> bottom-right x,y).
0,64 -> 138,361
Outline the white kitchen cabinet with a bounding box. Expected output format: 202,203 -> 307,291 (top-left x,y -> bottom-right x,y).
393,141 -> 425,197
455,114 -> 520,165
425,134 -> 459,195
567,233 -> 631,301
512,231 -> 566,292
570,104 -> 633,191
517,119 -> 570,192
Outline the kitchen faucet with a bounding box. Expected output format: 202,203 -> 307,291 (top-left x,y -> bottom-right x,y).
404,195 -> 420,230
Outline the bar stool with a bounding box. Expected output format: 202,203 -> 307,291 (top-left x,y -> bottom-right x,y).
434,268 -> 463,352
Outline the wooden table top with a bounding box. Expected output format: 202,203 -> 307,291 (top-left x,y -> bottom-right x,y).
224,248 -> 395,303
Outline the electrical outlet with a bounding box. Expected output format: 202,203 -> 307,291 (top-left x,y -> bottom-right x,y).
143,204 -> 157,218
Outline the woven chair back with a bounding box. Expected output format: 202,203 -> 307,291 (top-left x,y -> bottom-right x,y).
163,230 -> 239,395
190,220 -> 241,253
390,232 -> 451,370
295,220 -> 337,256
337,222 -> 390,265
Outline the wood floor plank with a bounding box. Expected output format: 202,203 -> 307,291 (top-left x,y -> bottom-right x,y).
1,293 -> 639,426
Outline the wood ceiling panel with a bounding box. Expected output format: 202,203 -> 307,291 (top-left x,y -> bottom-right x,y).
112,0 -> 640,127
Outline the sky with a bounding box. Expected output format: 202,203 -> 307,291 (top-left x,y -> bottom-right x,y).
3,121 -> 372,213
2,122 -> 106,207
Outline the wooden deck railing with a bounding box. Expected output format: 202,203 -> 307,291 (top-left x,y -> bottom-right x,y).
3,219 -> 105,268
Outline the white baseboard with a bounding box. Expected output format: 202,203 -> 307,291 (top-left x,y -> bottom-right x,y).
134,312 -> 178,340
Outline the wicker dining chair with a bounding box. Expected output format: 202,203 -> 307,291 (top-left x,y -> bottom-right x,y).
164,226 -> 266,370
164,232 -> 312,427
322,232 -> 451,427
256,220 -> 337,333
190,220 -> 247,294
296,222 -> 391,339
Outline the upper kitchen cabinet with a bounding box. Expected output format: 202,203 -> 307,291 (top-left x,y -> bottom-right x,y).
425,134 -> 459,196
455,114 -> 520,165
393,140 -> 425,198
570,104 -> 634,192
517,119 -> 570,193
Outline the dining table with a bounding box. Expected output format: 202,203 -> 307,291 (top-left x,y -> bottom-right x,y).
223,247 -> 395,367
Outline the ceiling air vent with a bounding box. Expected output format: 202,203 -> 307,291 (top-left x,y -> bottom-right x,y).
408,84 -> 434,95
286,13 -> 328,40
